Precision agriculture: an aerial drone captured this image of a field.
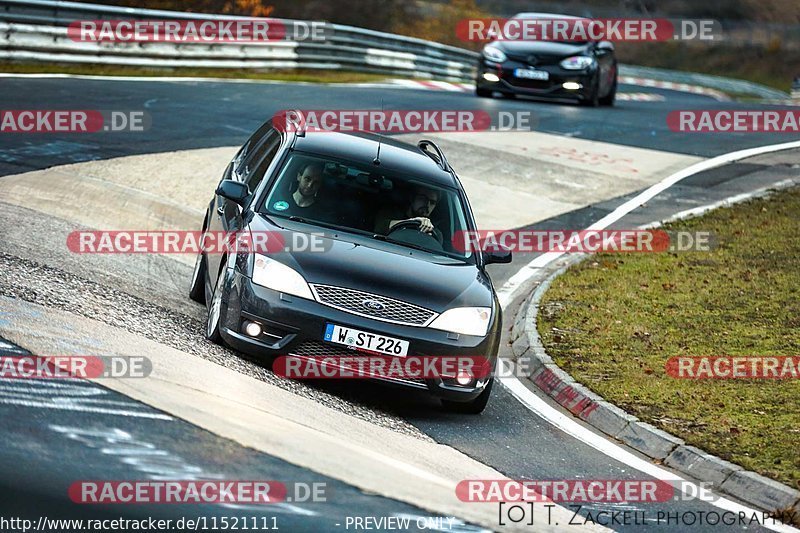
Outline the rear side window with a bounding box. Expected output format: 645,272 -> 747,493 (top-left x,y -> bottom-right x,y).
234,121 -> 277,180
233,120 -> 273,177
243,133 -> 281,193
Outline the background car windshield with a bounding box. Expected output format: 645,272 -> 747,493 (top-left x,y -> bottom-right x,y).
508,15 -> 591,44
260,152 -> 475,262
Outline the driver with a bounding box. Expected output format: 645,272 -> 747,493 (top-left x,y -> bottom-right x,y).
374,185 -> 443,244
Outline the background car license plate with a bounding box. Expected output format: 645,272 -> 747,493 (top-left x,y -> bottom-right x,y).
514,68 -> 549,81
324,324 -> 409,357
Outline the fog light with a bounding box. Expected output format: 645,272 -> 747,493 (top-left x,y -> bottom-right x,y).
456,370 -> 474,386
563,82 -> 582,90
482,73 -> 500,82
244,321 -> 262,337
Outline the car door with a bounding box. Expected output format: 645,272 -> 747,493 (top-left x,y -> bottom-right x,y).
206,122 -> 281,291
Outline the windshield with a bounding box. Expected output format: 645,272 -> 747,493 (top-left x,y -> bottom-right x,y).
259,151 -> 475,263
507,15 -> 591,44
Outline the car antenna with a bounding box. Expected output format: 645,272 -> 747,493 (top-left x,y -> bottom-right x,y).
373,99 -> 383,166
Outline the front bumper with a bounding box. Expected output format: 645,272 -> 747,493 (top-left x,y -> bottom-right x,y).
476,58 -> 596,101
218,269 -> 501,402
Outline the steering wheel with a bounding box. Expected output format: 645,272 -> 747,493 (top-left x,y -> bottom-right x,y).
388,219 -> 424,233
387,219 -> 444,251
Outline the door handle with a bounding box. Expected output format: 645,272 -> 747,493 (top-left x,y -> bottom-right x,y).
217,206 -> 225,215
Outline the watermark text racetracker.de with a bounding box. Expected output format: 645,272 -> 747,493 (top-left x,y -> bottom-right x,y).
69,18 -> 332,42
667,356 -> 800,379
69,480 -> 326,504
669,110 -> 800,133
457,17 -> 721,42
67,230 -> 328,254
0,354 -> 151,379
273,109 -> 539,133
0,110 -> 151,134
453,229 -> 716,254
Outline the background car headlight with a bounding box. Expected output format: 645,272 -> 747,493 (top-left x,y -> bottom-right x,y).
251,254 -> 313,300
560,56 -> 595,70
429,307 -> 492,337
482,45 -> 507,63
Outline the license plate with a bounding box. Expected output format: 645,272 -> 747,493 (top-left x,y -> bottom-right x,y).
514,68 -> 549,81
324,324 -> 409,357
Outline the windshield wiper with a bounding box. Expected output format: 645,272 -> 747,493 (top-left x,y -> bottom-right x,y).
374,234 -> 442,255
282,215 -> 350,234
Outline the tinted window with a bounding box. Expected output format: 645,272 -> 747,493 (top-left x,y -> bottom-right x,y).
234,121 -> 274,179
244,133 -> 281,193
259,152 -> 475,263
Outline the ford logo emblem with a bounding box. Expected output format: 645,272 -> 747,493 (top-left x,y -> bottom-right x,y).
362,299 -> 385,311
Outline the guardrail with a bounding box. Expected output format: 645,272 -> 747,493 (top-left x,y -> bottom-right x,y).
0,0 -> 479,81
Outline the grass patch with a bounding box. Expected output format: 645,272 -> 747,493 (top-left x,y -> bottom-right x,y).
538,187 -> 800,488
0,62 -> 397,84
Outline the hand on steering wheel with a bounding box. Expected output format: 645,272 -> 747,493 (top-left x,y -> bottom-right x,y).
390,217 -> 434,234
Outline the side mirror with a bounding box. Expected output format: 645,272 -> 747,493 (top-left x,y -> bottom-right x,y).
216,179 -> 250,206
483,247 -> 512,265
596,40 -> 614,52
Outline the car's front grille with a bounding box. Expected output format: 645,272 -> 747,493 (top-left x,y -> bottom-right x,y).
505,52 -> 563,66
288,342 -> 427,387
310,284 -> 437,326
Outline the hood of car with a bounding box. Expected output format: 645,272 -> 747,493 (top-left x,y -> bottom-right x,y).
490,40 -> 591,58
250,215 -> 494,313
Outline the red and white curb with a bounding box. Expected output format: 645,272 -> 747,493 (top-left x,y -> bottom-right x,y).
619,76 -> 730,101
387,77 -> 729,102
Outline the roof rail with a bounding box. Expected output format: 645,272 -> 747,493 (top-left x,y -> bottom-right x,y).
417,140 -> 452,173
284,109 -> 306,150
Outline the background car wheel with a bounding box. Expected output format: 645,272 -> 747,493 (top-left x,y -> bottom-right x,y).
441,378 -> 494,414
476,87 -> 493,98
206,267 -> 226,344
581,77 -> 600,107
599,78 -> 617,107
189,252 -> 207,304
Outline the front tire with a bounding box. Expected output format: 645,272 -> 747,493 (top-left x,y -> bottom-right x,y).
206,267 -> 226,344
476,86 -> 493,98
581,76 -> 600,107
441,378 -> 494,414
600,76 -> 617,107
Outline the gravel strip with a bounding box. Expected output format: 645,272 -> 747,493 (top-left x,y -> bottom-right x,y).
0,251 -> 433,442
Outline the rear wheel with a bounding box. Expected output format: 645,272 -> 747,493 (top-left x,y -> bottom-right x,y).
441,378 -> 494,414
206,267 -> 226,344
476,87 -> 493,98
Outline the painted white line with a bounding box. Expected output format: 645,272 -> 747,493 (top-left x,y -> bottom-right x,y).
496,140 -> 800,531
496,139 -> 800,307
0,398 -> 173,419
497,361 -> 797,533
643,178 -> 799,228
